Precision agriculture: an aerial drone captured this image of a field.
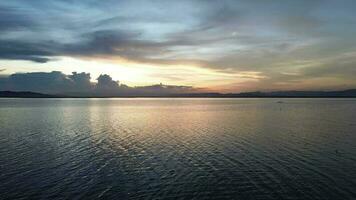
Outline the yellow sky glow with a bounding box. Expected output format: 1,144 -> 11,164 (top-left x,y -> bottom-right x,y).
0,57 -> 264,92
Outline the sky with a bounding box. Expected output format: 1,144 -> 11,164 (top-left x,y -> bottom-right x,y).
0,0 -> 356,94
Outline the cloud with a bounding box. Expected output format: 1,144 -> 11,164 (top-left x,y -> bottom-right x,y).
96,74 -> 119,92
3,71 -> 74,93
0,6 -> 38,32
0,39 -> 55,62
300,52 -> 356,79
0,0 -> 356,91
0,71 -> 198,96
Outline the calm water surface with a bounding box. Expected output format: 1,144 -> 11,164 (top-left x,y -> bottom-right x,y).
1,98 -> 356,199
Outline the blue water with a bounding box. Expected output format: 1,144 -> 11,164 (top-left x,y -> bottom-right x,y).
1,98 -> 356,199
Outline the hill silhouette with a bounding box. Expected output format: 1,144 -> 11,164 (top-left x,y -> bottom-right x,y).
1,89 -> 356,98
0,91 -> 56,98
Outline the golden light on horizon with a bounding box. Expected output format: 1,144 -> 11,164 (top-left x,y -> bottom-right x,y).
0,56 -> 265,92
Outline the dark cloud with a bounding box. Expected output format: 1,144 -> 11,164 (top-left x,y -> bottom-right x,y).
0,71 -> 198,96
2,71 -> 92,93
68,72 -> 92,91
96,74 -> 119,93
62,30 -> 143,57
0,40 -> 53,63
0,0 -> 344,64
0,0 -> 356,91
0,6 -> 38,32
133,84 -> 194,95
3,71 -> 69,93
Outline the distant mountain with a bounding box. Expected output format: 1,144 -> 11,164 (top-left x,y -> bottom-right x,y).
1,89 -> 356,98
161,89 -> 356,98
0,91 -> 56,98
227,89 -> 356,98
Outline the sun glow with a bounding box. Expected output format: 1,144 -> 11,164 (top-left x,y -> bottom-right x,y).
0,56 -> 263,91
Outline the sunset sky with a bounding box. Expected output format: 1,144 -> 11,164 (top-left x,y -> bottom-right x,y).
1,0 -> 356,93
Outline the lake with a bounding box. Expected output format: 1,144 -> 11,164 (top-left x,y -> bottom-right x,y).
1,98 -> 356,199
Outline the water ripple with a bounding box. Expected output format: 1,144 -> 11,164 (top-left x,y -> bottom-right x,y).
0,98 -> 356,199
